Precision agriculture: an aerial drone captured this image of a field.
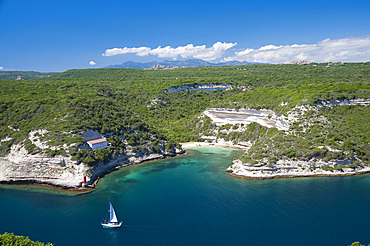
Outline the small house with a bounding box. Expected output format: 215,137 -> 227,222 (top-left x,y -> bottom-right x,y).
87,137 -> 108,150
82,130 -> 108,150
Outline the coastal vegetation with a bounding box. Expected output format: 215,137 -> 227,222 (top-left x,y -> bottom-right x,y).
0,63 -> 369,172
236,104 -> 370,165
0,232 -> 53,246
349,242 -> 370,246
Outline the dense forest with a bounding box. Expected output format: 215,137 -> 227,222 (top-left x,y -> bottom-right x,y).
0,63 -> 369,167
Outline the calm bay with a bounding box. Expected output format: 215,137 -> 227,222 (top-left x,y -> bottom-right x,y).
0,146 -> 369,245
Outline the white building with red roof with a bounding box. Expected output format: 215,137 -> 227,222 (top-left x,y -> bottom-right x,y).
82,130 -> 108,150
87,137 -> 108,150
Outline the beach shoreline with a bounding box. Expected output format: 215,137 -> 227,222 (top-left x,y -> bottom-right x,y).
181,142 -> 370,180
181,141 -> 251,150
2,135 -> 369,193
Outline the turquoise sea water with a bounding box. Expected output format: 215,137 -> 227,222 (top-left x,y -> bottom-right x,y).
0,146 -> 369,245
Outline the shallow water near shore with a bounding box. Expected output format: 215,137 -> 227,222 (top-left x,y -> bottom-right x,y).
0,146 -> 369,245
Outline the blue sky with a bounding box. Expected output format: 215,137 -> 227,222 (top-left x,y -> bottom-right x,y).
0,0 -> 369,72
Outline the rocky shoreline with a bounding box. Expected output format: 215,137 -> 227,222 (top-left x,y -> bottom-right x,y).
182,141 -> 370,180
0,143 -> 186,193
0,180 -> 94,194
2,98 -> 369,192
2,140 -> 369,192
228,170 -> 370,180
195,102 -> 370,181
225,159 -> 370,180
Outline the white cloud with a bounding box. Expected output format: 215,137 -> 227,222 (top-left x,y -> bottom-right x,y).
223,36 -> 370,63
103,42 -> 237,61
0,66 -> 3,70
89,61 -> 96,65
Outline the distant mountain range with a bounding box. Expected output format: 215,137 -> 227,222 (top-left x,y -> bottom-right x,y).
105,59 -> 263,69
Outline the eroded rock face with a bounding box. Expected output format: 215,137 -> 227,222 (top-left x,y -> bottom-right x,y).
0,144 -> 88,188
0,140 -> 186,188
226,159 -> 370,179
203,108 -> 289,130
202,101 -> 370,180
1,127 -> 186,189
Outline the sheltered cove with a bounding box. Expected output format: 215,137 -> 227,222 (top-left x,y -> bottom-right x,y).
1,99 -> 369,190
181,143 -> 370,180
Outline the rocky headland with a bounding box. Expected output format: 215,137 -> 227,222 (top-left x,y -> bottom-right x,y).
0,130 -> 185,191
226,158 -> 370,179
191,99 -> 370,179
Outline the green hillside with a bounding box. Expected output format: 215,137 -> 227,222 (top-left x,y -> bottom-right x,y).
1,63 -> 369,167
0,71 -> 59,80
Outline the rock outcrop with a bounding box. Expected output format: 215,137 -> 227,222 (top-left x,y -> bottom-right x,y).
0,129 -> 185,189
226,159 -> 370,179
0,144 -> 88,188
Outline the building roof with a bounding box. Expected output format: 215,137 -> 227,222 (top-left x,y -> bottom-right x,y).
87,138 -> 107,145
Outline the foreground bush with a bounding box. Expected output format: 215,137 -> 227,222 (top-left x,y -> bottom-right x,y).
0,232 -> 53,246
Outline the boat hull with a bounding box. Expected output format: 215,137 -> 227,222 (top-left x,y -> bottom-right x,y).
101,222 -> 123,228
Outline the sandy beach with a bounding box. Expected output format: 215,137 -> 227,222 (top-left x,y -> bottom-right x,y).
181,140 -> 251,150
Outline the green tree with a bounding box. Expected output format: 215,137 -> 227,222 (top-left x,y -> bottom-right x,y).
0,232 -> 53,246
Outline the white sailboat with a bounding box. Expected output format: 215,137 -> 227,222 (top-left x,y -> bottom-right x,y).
101,201 -> 123,228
